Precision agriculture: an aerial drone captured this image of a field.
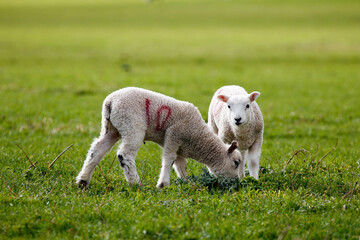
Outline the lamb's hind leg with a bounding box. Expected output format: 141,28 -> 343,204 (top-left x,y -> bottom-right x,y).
76,130 -> 120,188
248,137 -> 263,180
173,156 -> 187,179
117,132 -> 144,185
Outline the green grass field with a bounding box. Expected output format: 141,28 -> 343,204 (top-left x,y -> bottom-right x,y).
1,0 -> 359,239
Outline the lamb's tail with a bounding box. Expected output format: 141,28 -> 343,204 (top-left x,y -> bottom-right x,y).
102,97 -> 112,122
100,97 -> 115,136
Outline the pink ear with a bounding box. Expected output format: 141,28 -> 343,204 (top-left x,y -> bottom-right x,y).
217,94 -> 229,103
227,141 -> 238,154
249,91 -> 260,102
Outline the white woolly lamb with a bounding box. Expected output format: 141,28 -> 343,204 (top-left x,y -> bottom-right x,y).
208,85 -> 264,179
76,87 -> 242,189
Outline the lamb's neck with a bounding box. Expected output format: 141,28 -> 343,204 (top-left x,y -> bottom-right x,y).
188,125 -> 226,169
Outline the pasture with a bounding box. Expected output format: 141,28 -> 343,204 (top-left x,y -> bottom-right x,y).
0,0 -> 359,238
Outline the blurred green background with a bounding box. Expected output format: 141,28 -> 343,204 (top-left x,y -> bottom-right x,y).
1,0 -> 359,162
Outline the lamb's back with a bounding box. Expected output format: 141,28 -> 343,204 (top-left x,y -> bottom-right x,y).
108,87 -> 204,137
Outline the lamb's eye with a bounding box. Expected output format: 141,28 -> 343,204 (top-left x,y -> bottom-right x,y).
234,160 -> 240,168
245,104 -> 250,109
228,105 -> 231,109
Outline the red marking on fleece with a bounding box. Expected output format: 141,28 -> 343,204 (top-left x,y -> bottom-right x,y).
155,106 -> 172,131
145,98 -> 151,126
213,100 -> 223,116
212,88 -> 225,116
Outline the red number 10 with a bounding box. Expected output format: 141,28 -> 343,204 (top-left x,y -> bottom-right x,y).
145,98 -> 172,131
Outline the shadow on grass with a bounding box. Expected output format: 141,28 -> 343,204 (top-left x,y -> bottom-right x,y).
176,166 -> 355,197
176,141 -> 358,197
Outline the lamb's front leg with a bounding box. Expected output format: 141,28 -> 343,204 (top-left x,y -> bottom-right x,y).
157,127 -> 183,189
157,150 -> 177,189
238,150 -> 246,178
248,137 -> 263,180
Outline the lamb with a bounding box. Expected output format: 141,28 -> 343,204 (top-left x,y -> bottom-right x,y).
208,85 -> 264,179
76,87 -> 242,189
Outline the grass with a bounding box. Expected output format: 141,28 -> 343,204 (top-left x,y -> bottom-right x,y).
0,0 -> 359,239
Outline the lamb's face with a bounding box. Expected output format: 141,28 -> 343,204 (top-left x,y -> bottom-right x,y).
227,95 -> 252,126
217,91 -> 260,127
210,141 -> 242,178
221,148 -> 242,178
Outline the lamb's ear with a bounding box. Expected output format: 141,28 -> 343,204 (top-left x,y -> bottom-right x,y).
249,91 -> 260,102
227,141 -> 238,154
217,94 -> 230,103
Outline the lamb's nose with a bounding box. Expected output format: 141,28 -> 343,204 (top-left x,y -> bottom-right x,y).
234,118 -> 242,125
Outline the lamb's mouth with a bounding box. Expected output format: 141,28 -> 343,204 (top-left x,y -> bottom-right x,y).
235,122 -> 243,126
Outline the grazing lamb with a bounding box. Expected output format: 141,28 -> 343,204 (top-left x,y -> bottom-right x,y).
208,85 -> 264,179
76,87 -> 242,189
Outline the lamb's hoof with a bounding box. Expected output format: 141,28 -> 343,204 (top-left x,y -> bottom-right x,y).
128,181 -> 141,187
77,179 -> 88,189
156,182 -> 169,190
127,176 -> 141,186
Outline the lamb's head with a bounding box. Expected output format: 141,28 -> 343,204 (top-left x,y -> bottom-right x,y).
218,91 -> 260,126
209,141 -> 242,178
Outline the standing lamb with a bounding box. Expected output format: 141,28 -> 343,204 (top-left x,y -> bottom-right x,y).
76,87 -> 242,189
208,85 -> 264,179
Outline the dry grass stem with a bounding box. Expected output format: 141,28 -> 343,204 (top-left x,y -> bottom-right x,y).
48,144 -> 74,169
107,155 -> 117,174
342,180 -> 359,200
350,180 -> 358,202
15,144 -> 37,169
99,183 -> 112,209
260,170 -> 269,191
285,148 -> 310,170
96,183 -> 112,226
138,157 -> 150,190
98,165 -> 111,184
0,174 -> 18,197
278,226 -> 291,240
45,180 -> 58,198
288,173 -> 295,192
315,139 -> 338,170
309,144 -> 319,168
29,161 -> 38,169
